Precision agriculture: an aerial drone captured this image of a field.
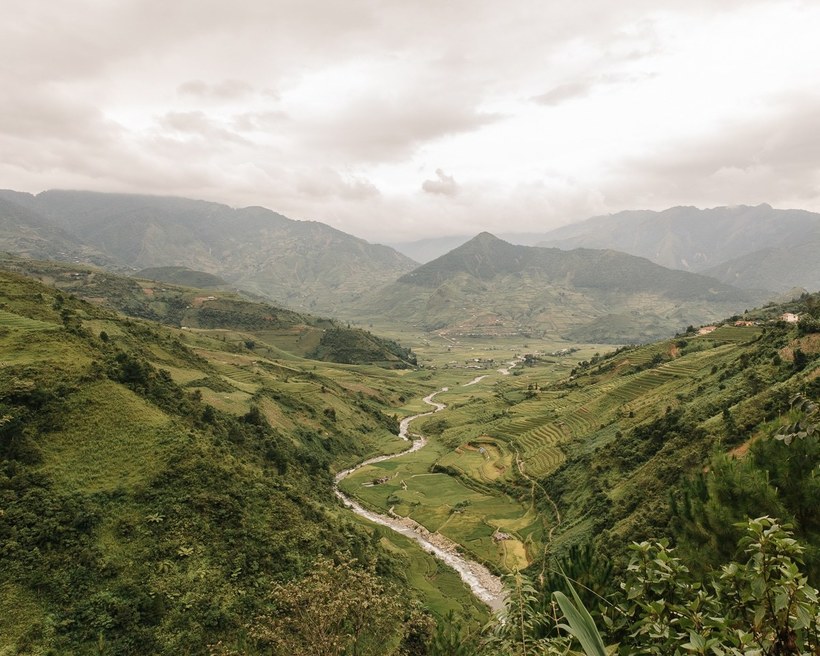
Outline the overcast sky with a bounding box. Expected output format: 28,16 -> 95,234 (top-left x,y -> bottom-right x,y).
3,0 -> 820,242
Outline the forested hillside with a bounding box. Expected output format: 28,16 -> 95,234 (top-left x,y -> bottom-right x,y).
0,256 -> 416,369
1,258 -> 818,654
0,268 -> 478,654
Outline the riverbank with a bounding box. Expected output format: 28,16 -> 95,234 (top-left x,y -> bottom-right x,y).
334,389 -> 507,612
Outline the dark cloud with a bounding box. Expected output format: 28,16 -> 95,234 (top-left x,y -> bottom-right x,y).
422,169 -> 459,196
532,82 -> 592,106
177,79 -> 256,100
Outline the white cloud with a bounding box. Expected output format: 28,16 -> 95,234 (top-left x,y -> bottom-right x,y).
422,169 -> 459,196
1,0 -> 819,241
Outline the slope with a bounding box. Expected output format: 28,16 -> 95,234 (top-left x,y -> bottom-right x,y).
0,267 -> 483,654
0,255 -> 416,369
0,194 -> 114,267
701,237 -> 820,292
1,189 -> 418,316
410,292 -> 819,578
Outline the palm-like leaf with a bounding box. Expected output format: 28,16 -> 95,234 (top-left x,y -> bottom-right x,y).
553,580 -> 608,656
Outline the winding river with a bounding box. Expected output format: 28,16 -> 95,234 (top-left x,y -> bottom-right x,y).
334,389 -> 507,612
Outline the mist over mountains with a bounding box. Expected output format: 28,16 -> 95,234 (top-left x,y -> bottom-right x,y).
393,204 -> 820,294
536,204 -> 820,292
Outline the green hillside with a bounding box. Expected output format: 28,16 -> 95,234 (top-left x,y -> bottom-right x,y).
0,195 -> 114,268
136,266 -> 228,289
0,255 -> 416,369
413,296 -> 819,571
2,254 -> 818,654
0,267 -> 490,654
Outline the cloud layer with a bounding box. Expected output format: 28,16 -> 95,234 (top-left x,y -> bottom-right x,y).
2,0 -> 819,241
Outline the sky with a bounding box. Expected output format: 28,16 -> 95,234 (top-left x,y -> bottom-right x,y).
2,0 -> 820,243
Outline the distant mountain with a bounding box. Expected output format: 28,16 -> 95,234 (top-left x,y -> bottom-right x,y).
355,232 -> 760,343
0,189 -> 417,315
536,204 -> 820,291
0,195 -> 114,267
700,239 -> 820,293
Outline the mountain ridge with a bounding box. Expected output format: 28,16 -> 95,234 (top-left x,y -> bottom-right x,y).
0,189 -> 418,315
536,203 -> 820,291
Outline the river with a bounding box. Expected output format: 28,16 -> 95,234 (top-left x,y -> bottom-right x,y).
334,388 -> 507,612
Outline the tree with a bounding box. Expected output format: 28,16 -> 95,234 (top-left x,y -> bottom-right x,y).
248,557 -> 412,656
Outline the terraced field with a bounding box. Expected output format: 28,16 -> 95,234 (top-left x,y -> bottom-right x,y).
437,440 -> 513,483
703,325 -> 762,343
0,309 -> 58,331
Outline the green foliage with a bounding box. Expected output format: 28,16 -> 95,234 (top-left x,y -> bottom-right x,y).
482,519 -> 819,656
554,582 -> 608,656
672,392 -> 820,579
309,326 -> 417,368
241,557 -> 417,656
0,269 -> 437,654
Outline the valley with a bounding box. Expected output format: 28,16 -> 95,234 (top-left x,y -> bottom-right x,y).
0,194 -> 818,654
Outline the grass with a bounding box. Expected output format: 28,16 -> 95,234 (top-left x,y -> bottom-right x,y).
0,308 -> 58,332
704,325 -> 762,343
37,380 -> 176,493
0,583 -> 48,651
339,400 -> 544,571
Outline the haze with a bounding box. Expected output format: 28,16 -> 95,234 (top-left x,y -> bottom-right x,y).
3,0 -> 820,242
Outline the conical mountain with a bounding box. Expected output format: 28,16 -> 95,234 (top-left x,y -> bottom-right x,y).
354,233 -> 762,343
399,232 -> 526,285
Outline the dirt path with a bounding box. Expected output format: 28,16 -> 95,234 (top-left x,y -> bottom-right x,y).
498,355 -> 525,376
514,451 -> 562,582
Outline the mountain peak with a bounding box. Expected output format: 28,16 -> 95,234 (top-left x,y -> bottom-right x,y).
398,232 -> 524,286
456,231 -> 512,254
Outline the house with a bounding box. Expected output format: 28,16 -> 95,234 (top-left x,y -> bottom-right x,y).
698,326 -> 717,335
781,313 -> 800,323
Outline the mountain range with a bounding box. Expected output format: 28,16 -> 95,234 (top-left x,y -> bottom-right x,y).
392,204 -> 820,294
3,190 -> 816,342
536,204 -> 820,292
0,189 -> 417,316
